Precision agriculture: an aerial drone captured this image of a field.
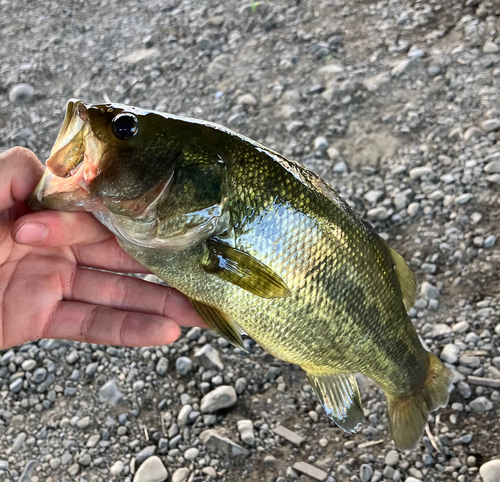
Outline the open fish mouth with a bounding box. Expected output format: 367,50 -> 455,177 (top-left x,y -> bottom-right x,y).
28,99 -> 105,212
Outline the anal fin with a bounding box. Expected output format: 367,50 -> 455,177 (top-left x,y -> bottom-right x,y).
190,299 -> 247,352
307,372 -> 365,433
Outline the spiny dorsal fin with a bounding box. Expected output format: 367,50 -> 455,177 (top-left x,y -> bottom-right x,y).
307,372 -> 365,433
190,299 -> 247,352
387,245 -> 416,311
202,238 -> 291,299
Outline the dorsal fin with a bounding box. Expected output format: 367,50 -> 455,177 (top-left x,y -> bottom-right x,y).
387,245 -> 416,311
306,372 -> 365,433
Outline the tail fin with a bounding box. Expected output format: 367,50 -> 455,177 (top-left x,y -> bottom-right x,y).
387,352 -> 452,450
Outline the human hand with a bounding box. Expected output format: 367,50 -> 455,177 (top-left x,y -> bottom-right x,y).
0,147 -> 205,350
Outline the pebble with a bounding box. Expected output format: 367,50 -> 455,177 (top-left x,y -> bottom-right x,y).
364,190 -> 384,203
385,450 -> 399,466
409,167 -> 432,179
18,459 -> 38,482
293,462 -> 328,481
481,119 -> 500,133
133,456 -> 168,482
237,419 -> 255,445
273,425 -> 305,446
405,478 -> 422,482
200,386 -> 237,413
480,459 -> 500,482
392,59 -> 412,77
8,83 -> 34,103
420,281 -> 439,299
200,429 -> 249,456
12,432 -> 26,452
122,48 -> 160,64
483,41 -> 500,54
360,464 -> 373,482
155,357 -> 169,376
469,396 -> 493,413
194,345 -> 224,371
110,460 -> 125,475
367,206 -> 389,221
484,161 -> 500,174
99,380 -> 123,406
175,357 -> 193,375
441,344 -> 460,364
171,468 -> 190,482
21,359 -> 36,371
178,404 -> 193,425
136,445 -> 156,465
184,447 -> 199,460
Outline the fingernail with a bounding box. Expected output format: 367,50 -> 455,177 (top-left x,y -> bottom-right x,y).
15,222 -> 48,245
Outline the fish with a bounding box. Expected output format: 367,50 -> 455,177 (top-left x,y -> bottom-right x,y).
28,99 -> 452,450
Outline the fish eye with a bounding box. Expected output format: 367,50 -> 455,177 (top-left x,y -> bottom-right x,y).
112,113 -> 139,140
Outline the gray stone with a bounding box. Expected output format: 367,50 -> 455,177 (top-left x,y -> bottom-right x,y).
12,432 -> 26,452
200,386 -> 237,413
172,467 -> 190,482
9,84 -> 34,103
194,345 -> 224,371
293,462 -> 328,481
409,167 -> 432,179
176,357 -> 193,375
235,377 -> 247,394
480,459 -> 500,482
33,367 -> 47,383
391,59 -> 412,77
360,464 -> 373,482
441,344 -> 460,364
133,456 -> 168,482
203,467 -> 217,477
333,161 -> 347,174
184,447 -> 199,460
459,356 -> 480,368
122,48 -> 161,64
21,359 -> 36,371
178,405 -> 193,425
273,425 -> 305,446
9,378 -> 23,393
110,461 -> 125,475
481,119 -> 500,133
78,453 -> 92,466
420,281 -> 439,299
364,190 -> 384,203
367,207 -> 389,221
18,459 -> 39,482
200,430 -> 249,457
86,434 -> 100,448
237,93 -> 258,106
0,460 -> 9,470
385,450 -> 399,466
99,380 -> 123,406
77,416 -> 91,429
429,323 -> 451,338
456,193 -> 472,204
393,193 -> 409,210
136,445 -> 156,465
237,419 -> 255,445
207,55 -> 230,77
469,396 -> 493,413
485,161 -> 500,174
314,136 -> 329,152
483,41 -> 500,54
155,357 -> 169,376
484,235 -> 496,248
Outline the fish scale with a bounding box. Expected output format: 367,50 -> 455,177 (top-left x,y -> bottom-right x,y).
29,99 -> 452,449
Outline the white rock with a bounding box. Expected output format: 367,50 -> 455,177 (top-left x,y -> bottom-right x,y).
480,460 -> 500,482
110,461 -> 125,476
133,456 -> 167,482
483,41 -> 500,54
440,344 -> 460,364
237,420 -> 255,446
391,59 -> 412,77
121,49 -> 160,64
171,467 -> 190,482
200,386 -> 237,413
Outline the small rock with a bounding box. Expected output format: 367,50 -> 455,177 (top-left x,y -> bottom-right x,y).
21,359 -> 36,371
363,72 -> 390,92
155,357 -> 169,376
385,450 -> 399,466
420,281 -> 439,299
237,93 -> 258,106
9,84 -> 34,103
483,41 -> 500,54
264,455 -> 277,468
175,357 -> 193,375
480,459 -> 500,482
110,461 -> 125,476
293,462 -> 328,481
484,235 -> 496,248
122,48 -> 160,64
469,396 -> 493,413
364,190 -> 384,203
456,193 -> 472,204
200,429 -> 249,457
178,405 -> 192,425
484,161 -> 500,174
273,425 -> 305,446
409,167 -> 432,179
441,344 -> 460,364
184,447 -> 199,460
391,59 -> 412,77
18,460 -> 39,482
207,55 -> 230,78
367,207 -> 389,221
194,345 -> 224,371
360,464 -> 374,482
481,119 -> 500,133
200,386 -> 237,413
171,468 -> 190,482
12,432 -> 26,453
133,456 -> 168,482
136,445 -> 156,465
237,419 -> 255,446
99,380 -> 123,406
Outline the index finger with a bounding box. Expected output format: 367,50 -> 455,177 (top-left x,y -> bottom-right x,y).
0,147 -> 44,211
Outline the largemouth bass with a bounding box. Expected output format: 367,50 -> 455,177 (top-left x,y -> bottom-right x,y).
29,99 -> 452,449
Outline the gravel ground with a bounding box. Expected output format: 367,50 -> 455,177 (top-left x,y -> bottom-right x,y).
1,0 -> 500,481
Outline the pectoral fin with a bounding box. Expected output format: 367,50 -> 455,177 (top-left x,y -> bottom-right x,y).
307,372 -> 365,433
202,238 -> 291,299
190,299 -> 247,351
387,245 -> 416,311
